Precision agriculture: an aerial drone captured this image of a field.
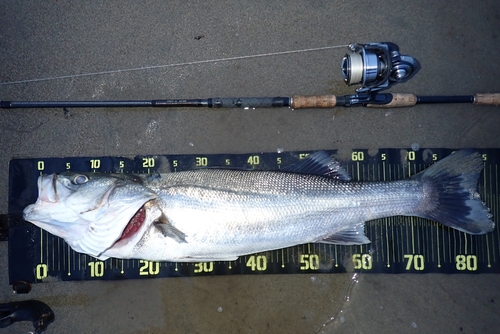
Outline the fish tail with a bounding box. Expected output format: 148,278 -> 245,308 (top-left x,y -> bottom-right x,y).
412,149 -> 494,234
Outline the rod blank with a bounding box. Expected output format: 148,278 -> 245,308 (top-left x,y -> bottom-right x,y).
1,93 -> 499,110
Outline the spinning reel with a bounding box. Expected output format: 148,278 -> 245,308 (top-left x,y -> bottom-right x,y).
341,42 -> 420,93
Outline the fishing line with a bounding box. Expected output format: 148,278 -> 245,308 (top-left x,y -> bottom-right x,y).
0,44 -> 348,86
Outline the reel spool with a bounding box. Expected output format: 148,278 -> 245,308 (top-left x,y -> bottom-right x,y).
341,42 -> 420,93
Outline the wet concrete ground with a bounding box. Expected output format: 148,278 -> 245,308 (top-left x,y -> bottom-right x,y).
1,1 -> 500,333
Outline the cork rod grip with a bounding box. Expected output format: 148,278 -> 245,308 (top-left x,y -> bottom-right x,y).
366,93 -> 417,108
474,93 -> 500,105
291,95 -> 336,109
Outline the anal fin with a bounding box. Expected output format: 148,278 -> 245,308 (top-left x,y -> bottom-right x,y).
318,224 -> 371,245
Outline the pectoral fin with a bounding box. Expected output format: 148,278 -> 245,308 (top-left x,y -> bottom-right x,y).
154,214 -> 187,243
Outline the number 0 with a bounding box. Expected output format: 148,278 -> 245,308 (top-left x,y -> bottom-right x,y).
36,264 -> 48,279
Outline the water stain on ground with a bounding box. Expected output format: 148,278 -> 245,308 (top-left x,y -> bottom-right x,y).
160,274 -> 352,333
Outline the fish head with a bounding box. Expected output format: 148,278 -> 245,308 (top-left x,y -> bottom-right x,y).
23,172 -> 158,259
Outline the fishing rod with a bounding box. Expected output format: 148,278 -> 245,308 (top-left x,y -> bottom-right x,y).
1,42 -> 499,109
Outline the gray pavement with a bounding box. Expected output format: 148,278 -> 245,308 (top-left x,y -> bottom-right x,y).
1,1 -> 500,333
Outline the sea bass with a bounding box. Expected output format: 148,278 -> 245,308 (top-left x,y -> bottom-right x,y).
23,150 -> 494,262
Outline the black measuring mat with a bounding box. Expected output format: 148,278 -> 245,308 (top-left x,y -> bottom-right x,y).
7,148 -> 500,284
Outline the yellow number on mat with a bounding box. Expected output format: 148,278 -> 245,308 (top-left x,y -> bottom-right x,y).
246,255 -> 267,271
352,254 -> 372,270
247,155 -> 260,165
456,255 -> 477,271
351,152 -> 364,161
36,263 -> 48,280
404,254 -> 425,271
194,262 -> 214,273
139,260 -> 160,275
90,159 -> 101,169
300,254 -> 320,270
142,157 -> 155,168
88,261 -> 105,277
196,157 -> 208,167
37,161 -> 45,171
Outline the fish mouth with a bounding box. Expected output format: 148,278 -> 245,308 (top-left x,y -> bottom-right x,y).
112,204 -> 147,245
38,174 -> 58,203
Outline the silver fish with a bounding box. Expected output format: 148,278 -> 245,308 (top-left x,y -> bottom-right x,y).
23,150 -> 494,262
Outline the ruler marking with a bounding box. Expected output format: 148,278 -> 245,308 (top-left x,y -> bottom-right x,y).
356,161 -> 360,182
334,245 -> 340,267
391,217 -> 396,265
77,250 -> 80,273
45,231 -> 50,272
385,219 -> 390,267
464,233 -> 468,256
485,160 -> 491,268
40,229 -> 44,263
58,238 -> 62,273
493,163 -> 498,265
446,227 -> 452,263
52,237 -> 56,272
411,217 -> 415,254
436,221 -> 441,268
426,220 -> 431,265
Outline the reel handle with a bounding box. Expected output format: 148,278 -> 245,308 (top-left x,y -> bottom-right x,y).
474,93 -> 500,105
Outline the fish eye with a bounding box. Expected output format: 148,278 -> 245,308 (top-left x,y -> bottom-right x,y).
73,174 -> 89,185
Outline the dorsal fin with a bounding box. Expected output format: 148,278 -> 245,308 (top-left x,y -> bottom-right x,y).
281,151 -> 351,180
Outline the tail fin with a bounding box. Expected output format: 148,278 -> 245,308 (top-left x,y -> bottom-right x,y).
412,149 -> 494,234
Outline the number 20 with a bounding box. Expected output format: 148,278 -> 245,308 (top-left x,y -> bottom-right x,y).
139,260 -> 160,275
